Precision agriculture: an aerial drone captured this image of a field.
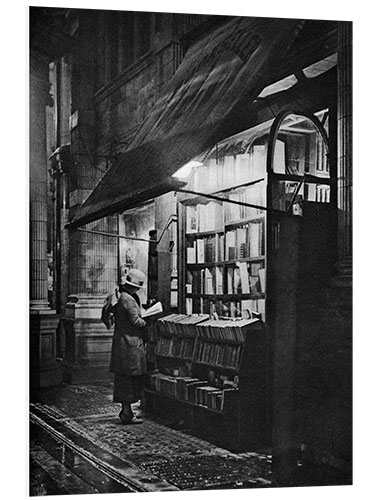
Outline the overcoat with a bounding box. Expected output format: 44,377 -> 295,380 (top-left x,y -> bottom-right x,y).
109,291 -> 147,376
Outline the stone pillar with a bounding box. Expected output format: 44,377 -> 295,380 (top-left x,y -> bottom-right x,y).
337,21 -> 352,281
62,11 -> 118,384
30,50 -> 62,390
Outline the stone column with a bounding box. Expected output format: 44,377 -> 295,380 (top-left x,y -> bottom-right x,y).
30,50 -> 62,390
62,11 -> 118,384
337,21 -> 352,280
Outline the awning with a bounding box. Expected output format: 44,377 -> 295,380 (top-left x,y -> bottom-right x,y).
68,16 -> 304,228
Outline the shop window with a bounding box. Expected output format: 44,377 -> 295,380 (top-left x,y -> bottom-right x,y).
268,111 -> 330,213
119,202 -> 155,305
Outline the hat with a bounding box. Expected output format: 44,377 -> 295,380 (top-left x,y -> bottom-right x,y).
121,269 -> 145,289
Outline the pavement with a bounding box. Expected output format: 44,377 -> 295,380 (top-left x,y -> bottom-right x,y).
29,382 -> 273,495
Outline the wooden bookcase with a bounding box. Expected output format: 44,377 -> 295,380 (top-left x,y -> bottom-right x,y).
146,314 -> 267,452
178,179 -> 267,322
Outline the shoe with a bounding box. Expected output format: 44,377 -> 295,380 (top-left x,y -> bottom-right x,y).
128,416 -> 143,425
119,411 -> 143,425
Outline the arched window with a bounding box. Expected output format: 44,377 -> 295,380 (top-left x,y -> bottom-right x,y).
267,111 -> 331,214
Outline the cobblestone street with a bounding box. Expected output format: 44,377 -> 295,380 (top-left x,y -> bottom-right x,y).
30,383 -> 272,495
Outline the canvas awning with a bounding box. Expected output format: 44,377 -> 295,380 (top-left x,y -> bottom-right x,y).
68,16 -> 304,228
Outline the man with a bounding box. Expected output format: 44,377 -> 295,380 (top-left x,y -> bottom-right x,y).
110,269 -> 148,424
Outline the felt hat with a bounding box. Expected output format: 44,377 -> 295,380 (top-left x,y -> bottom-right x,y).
122,269 -> 145,289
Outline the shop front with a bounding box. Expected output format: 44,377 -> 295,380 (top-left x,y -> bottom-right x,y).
67,14 -> 347,471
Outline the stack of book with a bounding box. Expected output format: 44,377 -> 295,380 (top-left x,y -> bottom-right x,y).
196,318 -> 260,342
186,202 -> 223,233
187,234 -> 225,264
156,337 -> 197,359
157,313 -> 209,336
195,340 -> 243,369
224,220 -> 265,261
149,373 -> 238,412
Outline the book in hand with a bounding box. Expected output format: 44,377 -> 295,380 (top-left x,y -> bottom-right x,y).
142,301 -> 163,318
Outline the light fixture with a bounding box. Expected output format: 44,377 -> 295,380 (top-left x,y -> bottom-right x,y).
172,160 -> 203,179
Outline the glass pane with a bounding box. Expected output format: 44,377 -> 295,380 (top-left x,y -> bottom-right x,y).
272,113 -> 329,176
271,113 -> 330,211
186,119 -> 273,193
119,203 -> 155,304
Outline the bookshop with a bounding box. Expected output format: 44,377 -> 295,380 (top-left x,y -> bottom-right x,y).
68,17 -> 338,452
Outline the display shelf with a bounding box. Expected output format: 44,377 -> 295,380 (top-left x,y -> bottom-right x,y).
146,314 -> 267,451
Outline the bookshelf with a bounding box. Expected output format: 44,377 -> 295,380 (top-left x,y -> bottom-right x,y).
146,314 -> 267,451
181,180 -> 267,322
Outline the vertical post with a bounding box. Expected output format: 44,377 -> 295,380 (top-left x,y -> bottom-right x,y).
30,49 -> 62,390
337,21 -> 352,279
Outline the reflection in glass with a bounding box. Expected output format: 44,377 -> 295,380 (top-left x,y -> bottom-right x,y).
271,113 -> 330,212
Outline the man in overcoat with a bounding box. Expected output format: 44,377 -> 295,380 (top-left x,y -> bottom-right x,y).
110,269 -> 148,424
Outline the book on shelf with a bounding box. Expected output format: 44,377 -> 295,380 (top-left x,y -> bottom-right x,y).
224,192 -> 241,222
171,337 -> 183,357
186,297 -> 193,315
236,227 -> 248,258
176,377 -> 200,400
196,385 -> 219,407
249,220 -> 264,257
237,262 -> 250,293
205,267 -> 215,295
181,338 -> 195,358
258,268 -> 266,292
216,234 -> 225,262
204,236 -> 216,262
187,242 -> 196,263
227,267 -> 234,294
225,230 -> 237,261
186,270 -> 193,294
186,205 -> 198,233
233,267 -> 242,294
187,380 -> 208,403
190,269 -> 204,295
197,239 -> 205,263
156,337 -> 173,356
215,267 -> 224,294
206,201 -> 223,231
229,301 -> 241,317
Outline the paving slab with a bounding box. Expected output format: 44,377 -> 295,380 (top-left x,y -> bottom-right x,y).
30,383 -> 272,491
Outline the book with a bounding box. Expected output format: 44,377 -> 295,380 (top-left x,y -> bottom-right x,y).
216,234 -> 225,262
187,243 -> 196,264
258,268 -> 266,292
249,221 -> 261,257
236,227 -> 248,258
233,267 -> 242,294
186,205 -> 198,233
225,230 -> 236,260
215,267 -> 224,294
197,239 -> 205,263
237,262 -> 250,294
142,301 -> 163,318
205,267 -> 214,295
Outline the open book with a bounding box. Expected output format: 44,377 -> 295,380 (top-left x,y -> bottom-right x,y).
142,301 -> 163,318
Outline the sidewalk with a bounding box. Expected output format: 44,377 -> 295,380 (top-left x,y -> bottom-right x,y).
30,383 -> 272,495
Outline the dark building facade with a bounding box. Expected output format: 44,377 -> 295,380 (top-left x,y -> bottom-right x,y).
29,7 -> 352,485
